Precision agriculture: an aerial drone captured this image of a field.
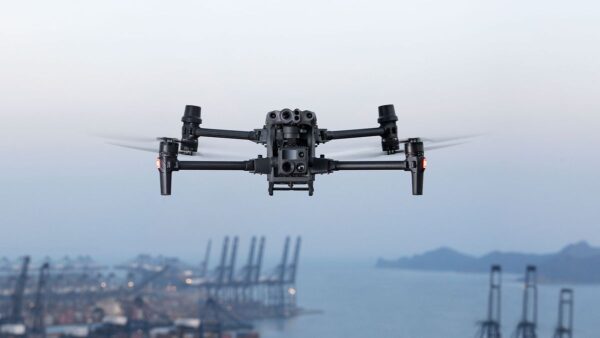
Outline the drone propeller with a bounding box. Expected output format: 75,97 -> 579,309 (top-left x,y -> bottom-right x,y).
320,133 -> 481,159
410,134 -> 483,143
99,133 -> 251,159
106,141 -> 247,159
108,142 -> 157,154
92,132 -> 158,143
325,141 -> 470,159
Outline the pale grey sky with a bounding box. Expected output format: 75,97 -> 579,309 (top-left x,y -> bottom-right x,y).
1,0 -> 599,263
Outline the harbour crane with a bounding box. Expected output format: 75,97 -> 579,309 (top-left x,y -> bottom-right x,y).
476,265 -> 502,338
0,256 -> 30,338
30,262 -> 50,338
513,266 -> 537,338
553,289 -> 574,338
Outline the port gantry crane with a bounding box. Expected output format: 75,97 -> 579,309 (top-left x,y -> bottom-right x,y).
272,236 -> 301,316
227,237 -> 239,293
0,256 -> 30,338
271,236 -> 291,315
209,236 -> 264,303
553,289 -> 574,338
240,236 -> 257,303
213,236 -> 230,299
30,262 -> 50,338
286,236 -> 301,311
10,257 -> 29,325
199,240 -> 212,278
196,297 -> 253,338
192,236 -> 299,319
513,265 -> 538,338
477,265 -> 502,338
91,266 -> 171,337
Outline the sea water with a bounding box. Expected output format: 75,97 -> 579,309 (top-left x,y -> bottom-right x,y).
254,260 -> 600,338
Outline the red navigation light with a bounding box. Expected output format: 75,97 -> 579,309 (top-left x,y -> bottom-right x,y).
422,158 -> 427,169
156,158 -> 161,169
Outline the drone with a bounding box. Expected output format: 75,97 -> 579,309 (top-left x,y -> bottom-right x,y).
108,104 -> 472,196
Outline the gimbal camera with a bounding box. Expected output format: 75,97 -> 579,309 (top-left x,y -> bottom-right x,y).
156,104 -> 426,196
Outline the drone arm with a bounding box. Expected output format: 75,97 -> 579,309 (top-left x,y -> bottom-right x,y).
311,158 -> 423,195
332,160 -> 408,170
311,158 -> 408,173
334,159 -> 424,195
159,155 -> 272,195
179,105 -> 262,153
194,128 -> 260,142
178,160 -> 255,171
322,127 -> 385,141
319,105 -> 401,153
179,127 -> 261,154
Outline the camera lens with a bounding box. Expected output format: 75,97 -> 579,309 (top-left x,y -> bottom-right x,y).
281,161 -> 293,174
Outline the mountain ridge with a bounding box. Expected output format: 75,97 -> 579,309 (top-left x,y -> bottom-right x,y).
376,241 -> 600,283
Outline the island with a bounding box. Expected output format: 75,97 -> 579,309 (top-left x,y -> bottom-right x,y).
376,241 -> 600,284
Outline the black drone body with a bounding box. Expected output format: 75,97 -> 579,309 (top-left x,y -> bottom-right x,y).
157,104 -> 426,196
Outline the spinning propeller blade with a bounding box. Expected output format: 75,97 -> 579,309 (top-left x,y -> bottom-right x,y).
406,134 -> 483,144
324,141 -> 471,159
99,133 -> 252,159
92,133 -> 158,143
106,142 -> 247,159
108,142 -> 156,153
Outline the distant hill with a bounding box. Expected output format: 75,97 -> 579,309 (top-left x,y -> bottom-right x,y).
376,241 -> 600,284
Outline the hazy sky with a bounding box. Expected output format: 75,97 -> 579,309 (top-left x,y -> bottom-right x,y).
1,0 -> 599,264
